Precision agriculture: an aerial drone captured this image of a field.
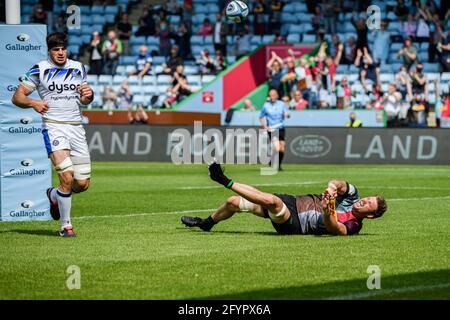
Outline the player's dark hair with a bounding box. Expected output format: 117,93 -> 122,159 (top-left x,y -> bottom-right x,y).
46,32 -> 68,50
374,195 -> 387,218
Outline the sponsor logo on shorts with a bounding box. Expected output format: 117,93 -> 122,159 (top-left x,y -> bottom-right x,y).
290,135 -> 332,158
16,33 -> 31,42
53,140 -> 59,146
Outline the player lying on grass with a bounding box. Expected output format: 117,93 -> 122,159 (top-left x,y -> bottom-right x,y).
182,162 -> 388,236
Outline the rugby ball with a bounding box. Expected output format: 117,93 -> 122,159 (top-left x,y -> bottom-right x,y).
226,0 -> 249,23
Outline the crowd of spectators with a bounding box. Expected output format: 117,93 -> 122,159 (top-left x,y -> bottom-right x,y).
20,0 -> 450,127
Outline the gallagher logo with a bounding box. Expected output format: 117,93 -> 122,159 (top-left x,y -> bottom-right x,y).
17,33 -> 31,42
21,159 -> 34,167
21,200 -> 34,208
20,117 -> 33,124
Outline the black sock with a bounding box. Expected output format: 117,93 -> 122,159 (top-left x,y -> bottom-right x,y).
205,216 -> 216,226
279,152 -> 284,167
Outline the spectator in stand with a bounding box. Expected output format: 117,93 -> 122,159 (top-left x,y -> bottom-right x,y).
88,31 -> 103,76
197,18 -> 213,36
102,85 -> 117,116
403,14 -> 417,39
196,49 -> 216,75
117,81 -> 134,110
243,99 -> 257,111
329,35 -> 342,59
214,49 -> 228,74
372,21 -> 391,65
290,90 -> 308,110
351,11 -> 369,50
355,47 -> 380,93
410,63 -> 428,97
29,3 -> 47,24
171,22 -> 192,60
161,45 -> 184,75
312,6 -> 325,35
135,8 -> 156,37
346,112 -> 362,127
438,30 -> 450,71
213,14 -> 228,56
335,77 -> 353,109
117,13 -> 133,56
128,104 -> 149,124
343,36 -> 357,65
253,0 -> 267,36
233,27 -> 252,60
102,31 -> 123,75
428,13 -> 446,63
163,65 -> 194,108
268,0 -> 283,34
130,46 -> 153,78
323,0 -> 340,35
397,37 -> 418,71
281,95 -> 290,106
156,20 -> 172,57
281,51 -> 300,97
266,51 -> 286,98
295,58 -> 317,108
271,30 -> 286,44
382,83 -> 402,127
415,17 -> 430,43
53,14 -> 67,34
395,0 -> 410,21
408,93 -> 429,127
395,65 -> 413,99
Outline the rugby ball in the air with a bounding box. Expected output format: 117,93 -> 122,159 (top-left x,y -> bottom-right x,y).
226,0 -> 249,23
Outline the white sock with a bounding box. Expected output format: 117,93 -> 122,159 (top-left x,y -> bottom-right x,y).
50,188 -> 58,204
57,189 -> 72,229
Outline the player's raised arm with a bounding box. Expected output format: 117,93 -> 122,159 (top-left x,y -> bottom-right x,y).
321,192 -> 347,236
326,180 -> 349,197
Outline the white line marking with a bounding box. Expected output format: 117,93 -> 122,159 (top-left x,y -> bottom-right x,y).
360,186 -> 450,191
75,196 -> 450,220
75,209 -> 216,220
178,181 -> 321,190
325,283 -> 450,300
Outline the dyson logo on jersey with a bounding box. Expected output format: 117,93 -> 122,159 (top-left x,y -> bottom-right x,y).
48,82 -> 80,94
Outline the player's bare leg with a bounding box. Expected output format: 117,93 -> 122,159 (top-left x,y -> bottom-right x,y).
72,179 -> 90,193
47,149 -> 76,237
181,163 -> 290,231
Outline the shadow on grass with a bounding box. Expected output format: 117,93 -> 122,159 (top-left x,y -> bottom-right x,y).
194,269 -> 450,300
1,229 -> 57,237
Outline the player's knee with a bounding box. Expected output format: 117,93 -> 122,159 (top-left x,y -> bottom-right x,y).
73,179 -> 90,193
226,196 -> 241,210
58,171 -> 74,191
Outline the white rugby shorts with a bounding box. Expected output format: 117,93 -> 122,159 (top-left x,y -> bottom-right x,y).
42,122 -> 90,158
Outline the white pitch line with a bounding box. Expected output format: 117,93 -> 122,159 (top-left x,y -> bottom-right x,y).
178,181 -> 321,190
359,186 -> 450,191
74,196 -> 450,221
325,283 -> 450,300
75,208 -> 216,220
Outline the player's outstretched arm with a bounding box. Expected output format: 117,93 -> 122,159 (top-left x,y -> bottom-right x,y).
11,85 -> 48,114
327,180 -> 348,196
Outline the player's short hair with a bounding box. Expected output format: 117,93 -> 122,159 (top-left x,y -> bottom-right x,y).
46,32 -> 68,50
374,195 -> 388,218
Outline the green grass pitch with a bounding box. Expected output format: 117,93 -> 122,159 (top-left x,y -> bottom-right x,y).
0,163 -> 449,300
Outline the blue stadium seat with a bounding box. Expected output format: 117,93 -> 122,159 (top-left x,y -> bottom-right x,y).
113,75 -> 128,85
190,35 -> 204,46
207,4 -> 219,12
115,66 -> 127,76
288,25 -> 303,34
91,24 -> 104,33
391,63 -> 404,72
92,16 -> 106,25
152,56 -> 165,65
281,13 -> 297,24
68,28 -> 82,36
418,51 -> 428,63
420,42 -> 430,51
147,36 -> 159,46
80,15 -> 93,25
105,6 -> 119,15
157,75 -> 172,85
379,64 -> 393,73
69,38 -> 83,47
299,23 -> 313,33
98,75 -> 113,85
380,73 -> 395,83
91,6 -> 104,14
184,65 -> 199,75
204,36 -> 213,45
81,35 -> 92,45
194,6 -> 209,14
87,75 -> 98,85
296,13 -> 312,23
302,34 -> 316,43
293,3 -> 307,12
250,36 -> 262,45
79,6 -> 91,15
68,45 -> 79,56
157,85 -> 169,94
202,75 -> 215,84
120,56 -> 136,65
128,76 -> 141,85
441,72 -> 450,81
262,35 -> 274,43
187,75 -> 202,86
105,15 -> 116,24
423,63 -> 440,73
129,36 -> 146,45
287,34 -> 300,44
336,65 -> 348,74
390,42 -> 403,53
389,53 -> 402,63
349,65 -> 360,74
142,76 -> 156,86
282,3 -> 294,12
